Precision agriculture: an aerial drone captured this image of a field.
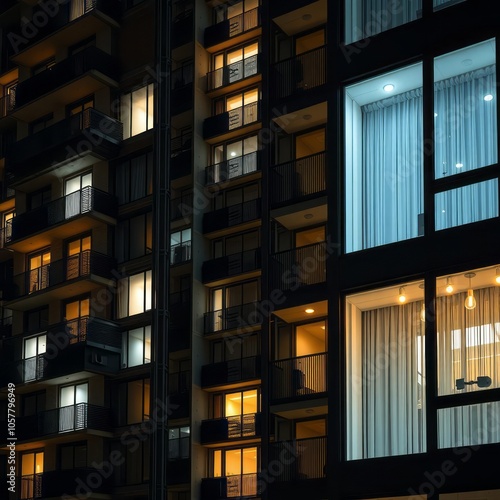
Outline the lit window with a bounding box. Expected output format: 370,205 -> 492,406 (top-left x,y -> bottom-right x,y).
122,326 -> 152,367
117,271 -> 152,318
120,84 -> 154,139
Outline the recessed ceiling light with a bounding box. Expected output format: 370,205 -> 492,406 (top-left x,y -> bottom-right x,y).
230,152 -> 237,157
455,163 -> 464,168
383,84 -> 394,92
434,112 -> 438,117
305,308 -> 315,314
484,94 -> 494,102
304,213 -> 313,219
302,13 -> 312,21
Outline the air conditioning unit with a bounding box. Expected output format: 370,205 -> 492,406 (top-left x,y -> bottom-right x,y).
92,352 -> 108,366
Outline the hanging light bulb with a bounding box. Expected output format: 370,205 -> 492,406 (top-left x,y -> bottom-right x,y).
445,277 -> 454,294
398,286 -> 406,304
464,272 -> 476,310
495,267 -> 500,285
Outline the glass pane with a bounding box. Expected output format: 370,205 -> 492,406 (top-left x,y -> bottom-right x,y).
128,328 -> 144,367
436,265 -> 500,396
345,0 -> 421,44
345,63 -> 424,252
127,380 -> 143,423
243,389 -> 257,414
434,0 -> 466,11
434,39 -> 497,179
225,393 -> 241,416
75,383 -> 88,404
132,87 -> 147,136
242,447 -> 257,473
65,176 -> 81,194
145,270 -> 152,311
438,402 -> 500,448
22,454 -> 35,476
60,386 -> 75,407
148,84 -> 154,131
129,273 -> 145,316
214,450 -> 222,477
435,179 -> 498,231
121,95 -> 131,139
225,449 -> 242,475
144,325 -> 151,363
24,338 -> 37,358
346,281 -> 426,460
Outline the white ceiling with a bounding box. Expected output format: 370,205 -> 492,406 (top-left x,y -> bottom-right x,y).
346,38 -> 495,106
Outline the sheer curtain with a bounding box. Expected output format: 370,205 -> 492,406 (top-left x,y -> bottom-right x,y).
346,300 -> 426,459
437,286 -> 500,447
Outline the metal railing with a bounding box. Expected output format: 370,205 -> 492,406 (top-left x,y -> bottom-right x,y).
208,54 -> 259,91
206,151 -> 259,185
204,302 -> 260,334
0,92 -> 15,119
23,354 -> 46,383
272,45 -> 327,99
19,473 -> 43,500
8,186 -> 116,242
227,473 -> 258,497
172,62 -> 194,89
271,352 -> 328,400
202,248 -> 261,283
10,251 -> 114,299
203,198 -> 261,234
270,151 -> 326,205
171,193 -> 193,220
268,436 -> 327,481
227,412 -> 259,438
271,242 -> 327,290
171,241 -> 192,265
201,356 -> 261,388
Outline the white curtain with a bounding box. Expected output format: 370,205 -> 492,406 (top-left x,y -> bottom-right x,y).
437,286 -> 500,448
347,300 -> 426,459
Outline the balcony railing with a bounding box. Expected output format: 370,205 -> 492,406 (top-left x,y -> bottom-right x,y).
270,242 -> 327,291
268,437 -> 327,481
204,7 -> 260,48
7,251 -> 114,300
270,151 -> 326,206
208,54 -> 259,91
203,198 -> 261,234
7,109 -> 122,182
0,93 -> 15,119
6,187 -> 116,244
201,473 -> 258,499
15,403 -> 111,440
206,151 -> 260,186
17,468 -> 111,499
201,356 -> 261,388
272,46 -> 327,99
15,47 -> 118,108
201,413 -> 261,444
203,101 -> 260,139
271,353 -> 328,400
56,316 -> 121,349
204,302 -> 261,334
202,248 -> 261,283
10,0 -> 122,51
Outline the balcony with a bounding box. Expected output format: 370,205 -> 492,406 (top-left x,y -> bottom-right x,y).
10,0 -> 121,65
206,151 -> 260,186
270,152 -> 326,207
169,371 -> 190,420
201,413 -> 261,444
270,242 -> 327,291
167,458 -> 191,485
5,251 -> 115,309
207,54 -> 260,94
16,468 -> 111,499
14,47 -> 119,114
204,302 -> 261,335
268,436 -> 327,481
201,474 -> 258,500
13,403 -> 112,442
201,356 -> 261,389
4,187 -> 116,251
171,131 -> 192,181
203,102 -> 260,141
203,198 -> 261,236
172,4 -> 193,49
271,46 -> 327,100
202,249 -> 261,284
7,109 -> 122,186
271,353 -> 327,401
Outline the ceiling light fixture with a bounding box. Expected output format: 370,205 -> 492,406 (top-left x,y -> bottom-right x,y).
464,272 -> 477,310
398,286 -> 406,304
383,84 -> 394,92
495,267 -> 500,285
445,277 -> 454,294
305,308 -> 315,314
455,162 -> 464,168
484,94 -> 494,102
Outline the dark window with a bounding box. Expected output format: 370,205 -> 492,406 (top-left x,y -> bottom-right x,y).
22,391 -> 45,417
115,212 -> 153,263
59,443 -> 87,470
115,151 -> 153,204
25,307 -> 49,332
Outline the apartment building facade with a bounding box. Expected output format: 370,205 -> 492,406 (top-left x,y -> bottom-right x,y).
0,0 -> 499,499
